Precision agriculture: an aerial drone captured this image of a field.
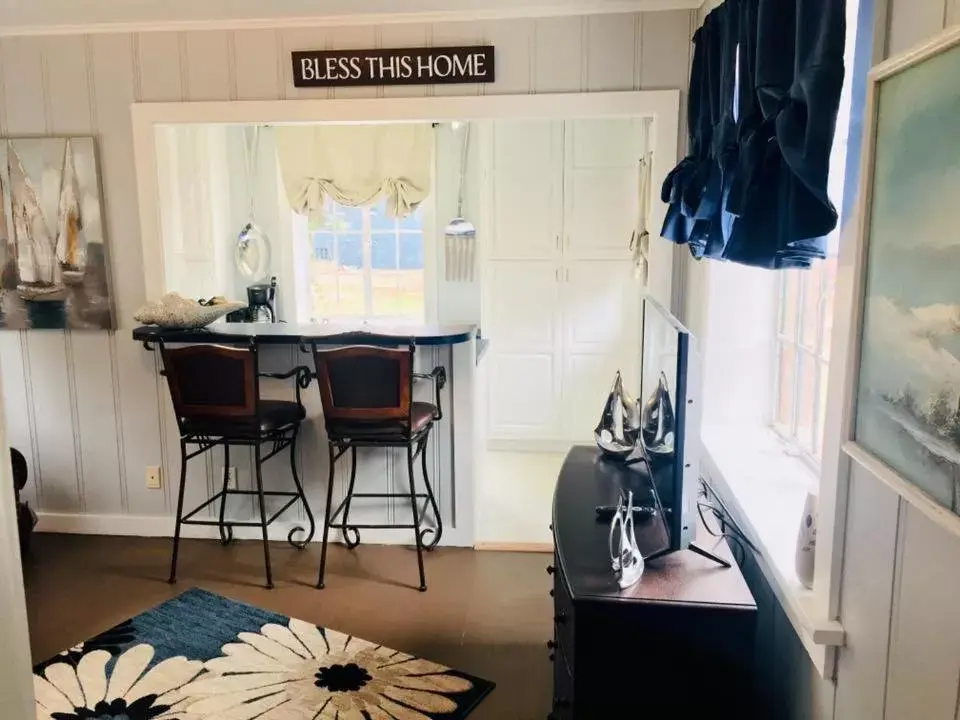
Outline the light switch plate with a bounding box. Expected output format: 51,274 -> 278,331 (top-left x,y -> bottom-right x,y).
146,465 -> 162,490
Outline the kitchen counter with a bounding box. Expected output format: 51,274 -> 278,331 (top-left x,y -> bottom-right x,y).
132,321 -> 477,347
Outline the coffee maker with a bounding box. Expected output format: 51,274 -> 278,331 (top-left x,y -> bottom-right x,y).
246,276 -> 278,323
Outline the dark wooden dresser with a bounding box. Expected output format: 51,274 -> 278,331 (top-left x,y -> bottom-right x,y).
549,446 -> 758,719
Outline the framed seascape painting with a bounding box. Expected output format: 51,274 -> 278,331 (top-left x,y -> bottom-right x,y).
852,29 -> 960,517
0,136 -> 115,330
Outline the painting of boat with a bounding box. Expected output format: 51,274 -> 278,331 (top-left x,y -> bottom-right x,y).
0,137 -> 114,329
7,143 -> 66,302
56,139 -> 86,285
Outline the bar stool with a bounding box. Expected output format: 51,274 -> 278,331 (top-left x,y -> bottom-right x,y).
311,343 -> 445,591
158,341 -> 316,589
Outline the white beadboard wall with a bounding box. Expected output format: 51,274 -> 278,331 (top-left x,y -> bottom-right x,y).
0,12 -> 697,525
700,1 -> 960,718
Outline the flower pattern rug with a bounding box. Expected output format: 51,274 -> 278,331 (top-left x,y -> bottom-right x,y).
33,588 -> 494,719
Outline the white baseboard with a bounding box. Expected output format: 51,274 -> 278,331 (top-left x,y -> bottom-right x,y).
35,512 -> 473,547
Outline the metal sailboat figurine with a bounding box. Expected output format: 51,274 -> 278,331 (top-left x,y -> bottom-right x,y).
7,142 -> 66,301
56,139 -> 86,285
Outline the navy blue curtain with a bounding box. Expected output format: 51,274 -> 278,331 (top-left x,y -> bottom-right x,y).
662,0 -> 846,269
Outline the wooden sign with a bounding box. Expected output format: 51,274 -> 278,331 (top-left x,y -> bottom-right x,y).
292,46 -> 495,88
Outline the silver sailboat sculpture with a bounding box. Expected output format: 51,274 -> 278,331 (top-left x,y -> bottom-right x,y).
56,139 -> 86,285
7,142 -> 65,301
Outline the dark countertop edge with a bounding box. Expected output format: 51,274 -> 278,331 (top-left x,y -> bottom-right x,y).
132,324 -> 477,346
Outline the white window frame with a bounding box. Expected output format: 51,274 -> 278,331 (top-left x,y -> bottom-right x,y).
771,257 -> 834,471
305,199 -> 430,324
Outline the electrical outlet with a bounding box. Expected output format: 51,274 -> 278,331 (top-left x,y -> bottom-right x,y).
146,465 -> 162,490
222,466 -> 238,490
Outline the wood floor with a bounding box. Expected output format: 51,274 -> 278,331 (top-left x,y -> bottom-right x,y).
23,533 -> 554,719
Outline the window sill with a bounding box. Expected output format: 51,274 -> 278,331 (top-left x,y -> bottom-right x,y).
701,424 -> 845,678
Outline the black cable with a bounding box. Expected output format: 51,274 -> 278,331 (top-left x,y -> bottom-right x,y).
697,477 -> 761,556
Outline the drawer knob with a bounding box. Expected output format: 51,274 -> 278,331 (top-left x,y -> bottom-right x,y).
549,523 -> 554,531
549,652 -> 555,662
546,640 -> 556,650
546,565 -> 556,575
554,611 -> 566,624
549,589 -> 555,598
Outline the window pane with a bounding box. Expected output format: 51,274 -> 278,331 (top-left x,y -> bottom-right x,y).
777,344 -> 796,428
370,201 -> 395,232
796,352 -> 817,450
336,269 -> 365,316
398,270 -> 425,321
781,271 -> 801,338
312,232 -> 335,262
337,234 -> 362,269
399,233 -> 424,270
310,269 -> 337,318
399,207 -> 423,231
821,254 -> 838,359
816,360 -> 830,455
371,270 -> 400,316
371,233 -> 398,270
800,264 -> 823,350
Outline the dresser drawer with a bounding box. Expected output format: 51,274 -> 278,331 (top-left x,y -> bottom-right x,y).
551,639 -> 574,720
551,557 -> 575,675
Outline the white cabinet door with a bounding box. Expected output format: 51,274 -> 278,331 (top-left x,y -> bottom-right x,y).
561,260 -> 641,440
564,118 -> 645,260
485,261 -> 562,438
489,120 -> 563,260
563,261 -> 640,355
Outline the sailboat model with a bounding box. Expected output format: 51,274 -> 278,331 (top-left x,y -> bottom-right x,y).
56,139 -> 86,285
7,142 -> 65,301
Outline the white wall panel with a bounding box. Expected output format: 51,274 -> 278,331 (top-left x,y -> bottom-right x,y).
0,10 -> 693,536
534,16 -> 584,93
639,10 -> 693,89
885,504 -> 960,719
136,33 -> 182,103
280,27 -> 331,100
184,31 -> 232,101
585,13 -> 638,91
832,466 -> 900,720
233,30 -> 282,101
482,19 -> 534,95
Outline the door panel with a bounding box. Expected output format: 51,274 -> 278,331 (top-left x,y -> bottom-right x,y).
490,120 -> 563,260
565,118 -> 644,260
569,117 -> 645,168
562,351 -> 638,441
488,354 -> 560,438
563,261 -> 640,356
486,261 -> 559,352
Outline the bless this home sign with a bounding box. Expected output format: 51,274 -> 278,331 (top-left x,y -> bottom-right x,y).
292,46 -> 495,87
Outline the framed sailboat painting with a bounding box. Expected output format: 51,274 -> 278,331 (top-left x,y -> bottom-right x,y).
0,136 -> 114,330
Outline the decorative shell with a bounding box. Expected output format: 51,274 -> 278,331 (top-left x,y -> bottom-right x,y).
134,292 -> 245,329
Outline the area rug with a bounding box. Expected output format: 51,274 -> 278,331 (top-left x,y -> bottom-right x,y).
33,588 -> 494,719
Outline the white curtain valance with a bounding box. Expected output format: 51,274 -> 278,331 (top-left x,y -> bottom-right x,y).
275,124 -> 432,222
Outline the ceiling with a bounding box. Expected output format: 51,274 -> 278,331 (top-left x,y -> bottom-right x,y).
0,0 -> 705,36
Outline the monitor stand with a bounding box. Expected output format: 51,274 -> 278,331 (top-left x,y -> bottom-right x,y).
688,543 -> 732,569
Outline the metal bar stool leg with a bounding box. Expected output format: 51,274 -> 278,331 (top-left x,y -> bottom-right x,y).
286,426 -> 316,549
419,431 -> 444,550
168,440 -> 189,584
218,443 -> 233,546
253,443 -> 274,589
407,441 -> 427,592
340,446 -> 360,549
317,442 -> 338,589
